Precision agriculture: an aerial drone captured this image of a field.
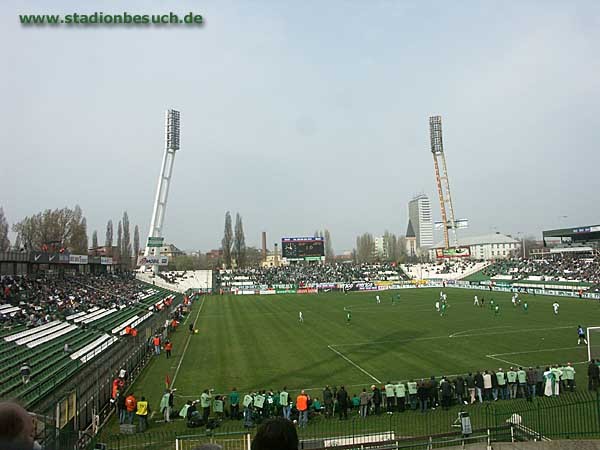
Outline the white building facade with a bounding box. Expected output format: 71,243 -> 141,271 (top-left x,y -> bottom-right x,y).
428,233 -> 520,261
408,194 -> 434,253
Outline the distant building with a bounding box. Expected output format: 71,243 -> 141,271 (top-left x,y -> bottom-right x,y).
408,194 -> 433,253
428,233 -> 520,261
405,221 -> 417,257
157,244 -> 185,258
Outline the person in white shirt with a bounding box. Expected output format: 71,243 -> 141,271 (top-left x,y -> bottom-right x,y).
553,302 -> 560,315
473,295 -> 479,306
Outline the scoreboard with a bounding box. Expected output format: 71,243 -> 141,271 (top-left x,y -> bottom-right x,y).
282,237 -> 325,261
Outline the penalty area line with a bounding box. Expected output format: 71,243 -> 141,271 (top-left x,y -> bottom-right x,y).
327,344 -> 381,384
171,296 -> 206,389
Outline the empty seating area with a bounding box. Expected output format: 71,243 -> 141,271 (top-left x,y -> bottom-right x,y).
401,261 -> 489,280
0,274 -> 181,407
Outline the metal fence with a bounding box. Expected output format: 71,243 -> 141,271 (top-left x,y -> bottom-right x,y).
85,391 -> 600,450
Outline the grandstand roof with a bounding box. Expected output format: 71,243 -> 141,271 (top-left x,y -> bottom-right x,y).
431,233 -> 518,249
406,220 -> 416,238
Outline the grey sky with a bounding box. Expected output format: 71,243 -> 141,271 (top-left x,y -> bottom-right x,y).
1,0 -> 599,253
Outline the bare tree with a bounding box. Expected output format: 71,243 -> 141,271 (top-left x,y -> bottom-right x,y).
0,207 -> 10,252
355,233 -> 375,263
233,213 -> 246,268
221,211 -> 233,269
12,206 -> 87,252
92,230 -> 98,249
121,212 -> 132,269
105,220 -> 113,248
324,229 -> 334,262
133,225 -> 140,266
116,220 -> 122,262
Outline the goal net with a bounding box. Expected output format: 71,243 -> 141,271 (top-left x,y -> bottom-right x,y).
586,327 -> 600,362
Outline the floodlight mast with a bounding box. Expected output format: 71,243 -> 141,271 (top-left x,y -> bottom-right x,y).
143,109 -> 180,274
429,115 -> 458,250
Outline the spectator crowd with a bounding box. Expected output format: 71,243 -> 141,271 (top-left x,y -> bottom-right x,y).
217,263 -> 408,289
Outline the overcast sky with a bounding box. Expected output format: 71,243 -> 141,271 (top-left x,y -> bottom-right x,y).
2,0 -> 599,253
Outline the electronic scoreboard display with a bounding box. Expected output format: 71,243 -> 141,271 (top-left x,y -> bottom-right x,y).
282,237 -> 325,260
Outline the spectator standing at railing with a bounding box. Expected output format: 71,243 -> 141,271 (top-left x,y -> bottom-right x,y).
230,388 -> 240,420
358,388 -> 369,418
526,367 -> 537,400
474,371 -> 483,403
280,387 -> 291,420
371,385 -> 382,415
295,390 -> 309,428
322,386 -> 333,418
507,367 -> 517,399
336,386 -> 349,420
384,382 -> 395,412
135,396 -> 149,432
395,381 -> 406,412
201,389 -> 213,423
125,392 -> 137,424
153,335 -> 161,356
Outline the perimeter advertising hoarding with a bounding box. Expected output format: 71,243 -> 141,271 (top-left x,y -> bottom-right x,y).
435,246 -> 471,258
137,255 -> 169,266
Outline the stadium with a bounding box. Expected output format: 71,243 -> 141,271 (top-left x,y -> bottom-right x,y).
3,2 -> 600,450
2,110 -> 600,450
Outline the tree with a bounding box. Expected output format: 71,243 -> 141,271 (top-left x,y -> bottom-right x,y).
69,217 -> 88,254
92,230 -> 98,249
0,207 -> 10,252
383,230 -> 400,262
221,212 -> 233,269
355,233 -> 375,263
133,225 -> 140,266
324,229 -> 334,262
116,221 -> 122,262
233,213 -> 246,268
12,205 -> 87,252
121,212 -> 132,269
105,220 -> 113,248
245,247 -> 263,267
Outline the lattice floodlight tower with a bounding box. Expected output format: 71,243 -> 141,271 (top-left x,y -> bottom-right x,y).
428,115 -> 467,250
143,109 -> 181,273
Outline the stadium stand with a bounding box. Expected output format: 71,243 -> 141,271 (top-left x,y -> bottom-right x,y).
480,254 -> 600,285
0,274 -> 182,407
137,269 -> 213,293
217,263 -> 409,289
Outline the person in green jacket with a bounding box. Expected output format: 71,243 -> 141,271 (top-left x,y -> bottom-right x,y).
507,368 -> 517,399
229,388 -> 240,420
384,382 -> 396,412
562,363 -> 576,392
517,367 -> 527,398
407,380 -> 417,410
200,389 -> 212,422
159,390 -> 173,422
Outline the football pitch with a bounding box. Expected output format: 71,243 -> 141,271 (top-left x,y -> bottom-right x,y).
137,287 -> 595,406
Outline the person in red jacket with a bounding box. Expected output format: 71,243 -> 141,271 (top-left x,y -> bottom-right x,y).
125,393 -> 137,425
296,390 -> 310,428
153,335 -> 161,355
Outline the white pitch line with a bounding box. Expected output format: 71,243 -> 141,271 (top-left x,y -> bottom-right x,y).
327,345 -> 381,384
486,354 -> 521,367
449,326 -> 512,338
490,346 -> 581,357
171,297 -> 205,389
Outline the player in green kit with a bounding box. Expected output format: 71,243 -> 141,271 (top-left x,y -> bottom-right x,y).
494,304 -> 500,317
346,310 -> 352,324
523,301 -> 528,313
440,302 -> 447,317
490,299 -> 495,310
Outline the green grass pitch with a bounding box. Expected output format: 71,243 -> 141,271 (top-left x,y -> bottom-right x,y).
132,287 -> 595,418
